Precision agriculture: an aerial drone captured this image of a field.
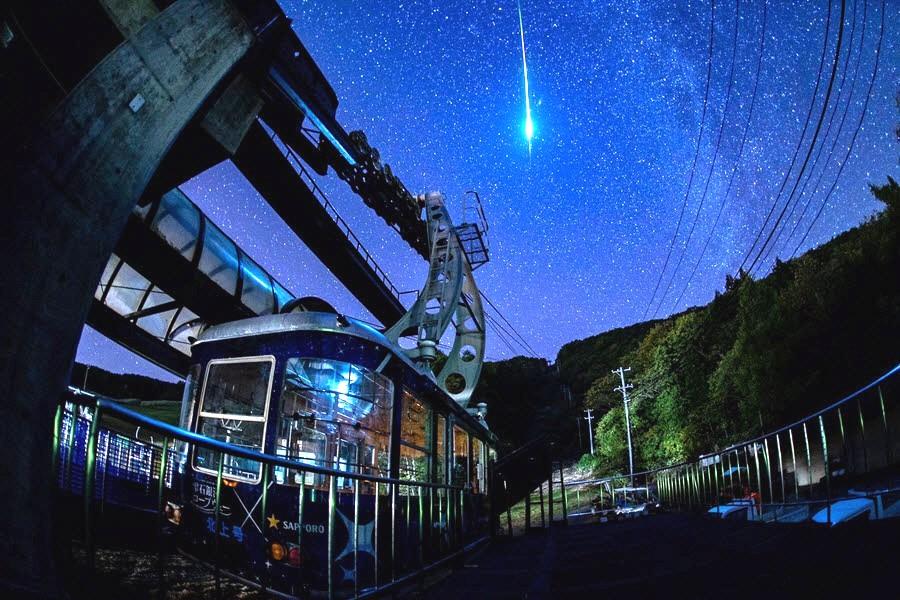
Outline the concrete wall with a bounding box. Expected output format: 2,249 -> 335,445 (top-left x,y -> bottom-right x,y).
0,1 -> 253,595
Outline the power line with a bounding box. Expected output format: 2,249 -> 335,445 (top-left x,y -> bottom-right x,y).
745,0 -> 847,276
759,0 -> 860,267
737,0 -> 835,273
484,310 -> 538,358
657,0 -> 743,316
781,0 -> 869,255
484,312 -> 525,357
672,0 -> 769,312
792,0 -> 885,257
642,0 -> 717,320
479,290 -> 540,357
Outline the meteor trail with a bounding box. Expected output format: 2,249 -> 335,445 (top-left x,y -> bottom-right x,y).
517,0 -> 534,153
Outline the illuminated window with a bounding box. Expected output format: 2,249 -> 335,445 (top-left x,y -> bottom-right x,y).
435,414 -> 447,484
452,425 -> 469,488
399,390 -> 432,484
471,439 -> 486,494
193,357 -> 274,483
277,358 -> 393,487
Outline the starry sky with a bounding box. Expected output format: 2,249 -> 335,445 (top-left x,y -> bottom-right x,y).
77,0 -> 898,381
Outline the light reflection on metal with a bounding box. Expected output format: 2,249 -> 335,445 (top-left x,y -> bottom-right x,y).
269,67 -> 356,166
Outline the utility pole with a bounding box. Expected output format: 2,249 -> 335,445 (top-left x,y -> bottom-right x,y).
613,366 -> 635,487
583,408 -> 596,455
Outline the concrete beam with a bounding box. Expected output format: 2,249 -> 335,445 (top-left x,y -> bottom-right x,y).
233,122 -> 406,326
99,0 -> 159,38
200,73 -> 264,155
0,1 -> 253,595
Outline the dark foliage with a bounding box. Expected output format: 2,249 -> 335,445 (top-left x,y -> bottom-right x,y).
70,362 -> 182,401
480,178 -> 900,470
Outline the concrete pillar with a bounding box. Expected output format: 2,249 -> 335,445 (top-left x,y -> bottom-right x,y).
0,1 -> 253,595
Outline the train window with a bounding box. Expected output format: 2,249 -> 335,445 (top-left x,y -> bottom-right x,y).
471,439 -> 486,494
452,426 -> 469,487
435,414 -> 447,484
278,358 -> 394,486
275,426 -> 326,487
179,364 -> 201,431
193,357 -> 275,483
176,365 -> 202,464
399,390 -> 432,483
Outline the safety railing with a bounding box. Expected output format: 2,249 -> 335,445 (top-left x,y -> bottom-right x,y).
267,127 -> 404,303
558,362 -> 900,527
55,389 -> 490,599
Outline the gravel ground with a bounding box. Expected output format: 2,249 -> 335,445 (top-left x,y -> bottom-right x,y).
68,546 -> 264,599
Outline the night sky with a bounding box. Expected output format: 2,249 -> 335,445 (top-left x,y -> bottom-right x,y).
77,0 -> 898,381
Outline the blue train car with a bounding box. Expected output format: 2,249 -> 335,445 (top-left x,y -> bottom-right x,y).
178,310 -> 496,597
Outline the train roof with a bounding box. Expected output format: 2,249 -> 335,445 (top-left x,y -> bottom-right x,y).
196,311 -> 496,442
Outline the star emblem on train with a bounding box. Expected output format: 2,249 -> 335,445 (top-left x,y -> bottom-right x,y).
267,514 -> 280,529
335,510 -> 375,562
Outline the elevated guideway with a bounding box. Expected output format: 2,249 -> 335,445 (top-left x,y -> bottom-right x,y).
90,188 -> 295,375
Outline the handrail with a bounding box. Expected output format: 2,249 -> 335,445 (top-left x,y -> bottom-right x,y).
701,362 -> 900,458
555,361 -> 900,527
65,389 -> 463,491
58,387 -> 490,599
493,435 -> 549,468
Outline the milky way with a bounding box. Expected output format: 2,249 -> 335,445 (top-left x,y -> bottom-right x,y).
78,0 -> 898,380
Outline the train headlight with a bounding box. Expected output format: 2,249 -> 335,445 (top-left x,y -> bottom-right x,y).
165,501 -> 182,525
270,542 -> 286,561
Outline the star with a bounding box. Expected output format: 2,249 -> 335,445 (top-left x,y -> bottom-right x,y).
266,514 -> 280,529
335,509 -> 376,562
78,0 -> 897,380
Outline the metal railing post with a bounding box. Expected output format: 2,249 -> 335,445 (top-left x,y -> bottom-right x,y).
725,452 -> 733,497
354,478 -> 360,598
879,386 -> 891,466
548,465 -> 555,524
752,446 -> 762,510
538,480 -> 546,527
390,482 -> 397,582
802,422 -> 813,500
418,486 -> 425,569
373,482 -> 380,586
789,428 -> 799,500
713,456 -> 720,514
214,453 -> 224,599
328,475 -> 337,600
857,397 -> 868,472
776,433 -> 786,504
559,462 -> 568,523
63,406 -> 77,492
524,487 -> 532,530
819,415 -> 831,526
156,437 -> 170,597
260,465 -> 269,595
763,438 -> 774,506
298,477 -> 306,591
84,403 -> 102,572
51,404 -> 63,480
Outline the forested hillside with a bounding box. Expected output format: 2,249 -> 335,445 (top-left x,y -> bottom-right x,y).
478,177 -> 900,473
71,362 -> 182,402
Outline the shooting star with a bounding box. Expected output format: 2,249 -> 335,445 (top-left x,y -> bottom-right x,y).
517,0 -> 534,154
